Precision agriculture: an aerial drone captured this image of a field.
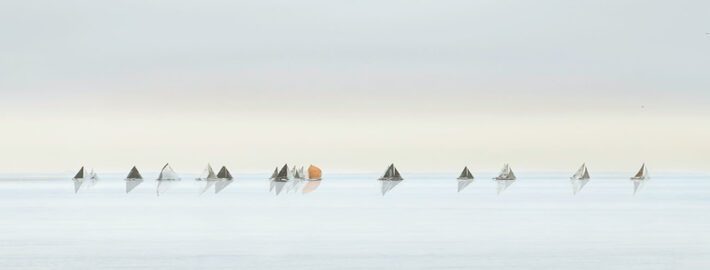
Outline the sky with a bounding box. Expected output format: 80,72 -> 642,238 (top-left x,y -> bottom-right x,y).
1,0 -> 709,174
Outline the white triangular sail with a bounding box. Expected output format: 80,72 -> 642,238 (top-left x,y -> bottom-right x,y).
494,164 -> 516,180
197,164 -> 217,181
571,163 -> 590,180
630,163 -> 649,180
157,163 -> 180,181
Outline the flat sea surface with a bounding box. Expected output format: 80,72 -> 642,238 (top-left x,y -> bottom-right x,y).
1,172 -> 708,269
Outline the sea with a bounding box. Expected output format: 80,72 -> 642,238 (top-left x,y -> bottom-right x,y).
0,172 -> 708,269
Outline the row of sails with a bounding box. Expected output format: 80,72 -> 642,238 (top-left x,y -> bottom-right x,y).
196,164 -> 233,181
269,164 -> 323,195
454,163 -> 648,181
270,164 -> 322,182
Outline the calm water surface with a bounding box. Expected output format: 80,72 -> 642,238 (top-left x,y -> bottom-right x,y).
0,172 -> 708,269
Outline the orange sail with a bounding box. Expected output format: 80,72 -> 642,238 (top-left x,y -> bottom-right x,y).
307,165 -> 322,180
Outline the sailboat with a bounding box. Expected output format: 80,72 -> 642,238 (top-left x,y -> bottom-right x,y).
72,166 -> 85,193
213,166 -> 234,194
86,168 -> 99,188
378,164 -> 403,196
457,166 -> 474,180
378,164 -> 403,181
196,164 -> 218,181
216,166 -> 233,180
126,166 -> 143,180
73,167 -> 85,180
493,164 -> 516,180
569,163 -> 590,195
125,166 -> 144,193
630,163 -> 649,180
307,165 -> 322,180
570,163 -> 591,180
273,164 -> 290,182
89,169 -> 99,180
156,163 -> 179,196
157,163 -> 180,181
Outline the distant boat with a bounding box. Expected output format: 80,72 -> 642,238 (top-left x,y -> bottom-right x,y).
307,165 -> 322,180
196,164 -> 218,181
378,164 -> 403,181
457,166 -> 474,180
630,163 -> 649,180
125,166 -> 143,193
493,164 -> 516,180
73,167 -> 85,180
273,164 -> 290,182
298,166 -> 305,179
83,168 -> 99,188
216,166 -> 233,180
157,163 -> 180,181
126,166 -> 143,181
570,163 -> 590,180
89,169 -> 99,180
72,166 -> 85,193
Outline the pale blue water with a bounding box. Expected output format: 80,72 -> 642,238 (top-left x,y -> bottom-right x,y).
0,172 -> 708,269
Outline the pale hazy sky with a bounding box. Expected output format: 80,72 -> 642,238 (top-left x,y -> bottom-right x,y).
1,0 -> 709,173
